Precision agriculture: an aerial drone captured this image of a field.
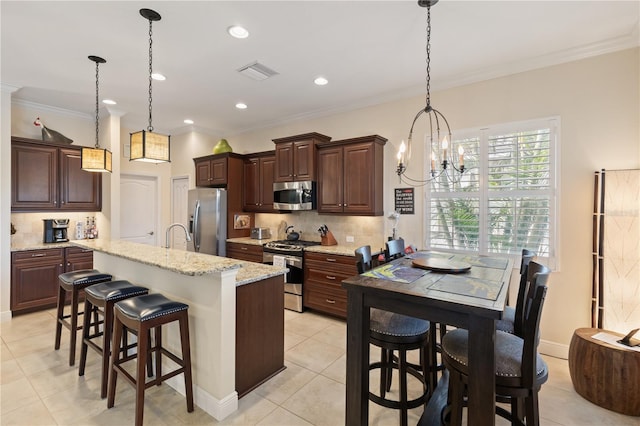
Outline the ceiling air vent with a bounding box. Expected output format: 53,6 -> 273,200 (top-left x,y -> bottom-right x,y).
237,61 -> 279,81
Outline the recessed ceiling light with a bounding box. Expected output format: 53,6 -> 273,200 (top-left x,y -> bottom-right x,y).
314,77 -> 328,86
102,99 -> 117,105
228,25 -> 249,39
184,119 -> 194,125
151,73 -> 166,81
235,103 -> 247,109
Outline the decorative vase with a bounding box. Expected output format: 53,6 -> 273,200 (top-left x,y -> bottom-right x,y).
212,138 -> 233,154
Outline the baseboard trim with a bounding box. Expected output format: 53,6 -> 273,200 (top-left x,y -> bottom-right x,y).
539,339 -> 569,360
166,375 -> 238,421
0,310 -> 12,323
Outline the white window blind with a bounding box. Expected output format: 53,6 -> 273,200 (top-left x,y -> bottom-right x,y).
426,118 -> 558,267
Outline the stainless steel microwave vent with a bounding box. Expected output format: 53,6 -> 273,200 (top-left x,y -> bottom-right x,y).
237,61 -> 279,81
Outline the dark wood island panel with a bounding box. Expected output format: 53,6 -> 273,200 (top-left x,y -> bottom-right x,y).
235,275 -> 285,397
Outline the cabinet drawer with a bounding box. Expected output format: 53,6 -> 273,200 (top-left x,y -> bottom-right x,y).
12,249 -> 64,263
306,267 -> 353,290
227,243 -> 263,263
304,252 -> 358,271
304,285 -> 347,318
64,246 -> 93,257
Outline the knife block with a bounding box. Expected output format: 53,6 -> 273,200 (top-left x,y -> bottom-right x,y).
321,231 -> 338,246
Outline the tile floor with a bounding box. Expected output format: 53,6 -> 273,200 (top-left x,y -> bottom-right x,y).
1,308 -> 638,425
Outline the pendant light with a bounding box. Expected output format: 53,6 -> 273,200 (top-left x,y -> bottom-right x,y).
81,55 -> 112,173
396,0 -> 463,184
130,8 -> 170,163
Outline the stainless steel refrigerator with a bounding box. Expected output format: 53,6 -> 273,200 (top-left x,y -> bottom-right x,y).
187,188 -> 227,256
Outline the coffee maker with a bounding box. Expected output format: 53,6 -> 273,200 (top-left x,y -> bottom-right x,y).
43,219 -> 69,243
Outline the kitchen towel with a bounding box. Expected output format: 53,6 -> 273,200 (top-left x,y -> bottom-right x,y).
273,255 -> 287,283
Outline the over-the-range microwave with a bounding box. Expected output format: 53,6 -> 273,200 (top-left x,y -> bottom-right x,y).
273,181 -> 316,211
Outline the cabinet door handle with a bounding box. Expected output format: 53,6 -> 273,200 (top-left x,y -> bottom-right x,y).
241,247 -> 248,251
325,299 -> 336,304
67,262 -> 71,266
326,275 -> 336,280
31,253 -> 46,257
326,258 -> 336,262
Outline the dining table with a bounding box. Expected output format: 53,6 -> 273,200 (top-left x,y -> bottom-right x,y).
341,250 -> 514,425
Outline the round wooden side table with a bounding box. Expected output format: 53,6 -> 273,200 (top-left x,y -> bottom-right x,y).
568,327 -> 640,416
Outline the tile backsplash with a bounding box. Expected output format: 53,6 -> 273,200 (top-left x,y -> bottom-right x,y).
254,212 -> 388,248
11,212 -> 100,246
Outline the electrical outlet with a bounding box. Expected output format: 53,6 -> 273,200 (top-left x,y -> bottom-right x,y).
346,235 -> 355,243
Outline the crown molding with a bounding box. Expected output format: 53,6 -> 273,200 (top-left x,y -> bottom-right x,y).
1,83 -> 20,94
436,26 -> 640,92
12,98 -> 92,121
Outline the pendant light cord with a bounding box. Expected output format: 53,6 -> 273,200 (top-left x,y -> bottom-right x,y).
94,60 -> 100,148
147,18 -> 154,132
425,4 -> 432,110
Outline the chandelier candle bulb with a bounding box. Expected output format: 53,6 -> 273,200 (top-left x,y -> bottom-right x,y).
397,140 -> 407,165
431,151 -> 436,171
442,136 -> 448,159
458,146 -> 464,166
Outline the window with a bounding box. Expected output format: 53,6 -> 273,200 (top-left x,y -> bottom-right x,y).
425,117 -> 558,267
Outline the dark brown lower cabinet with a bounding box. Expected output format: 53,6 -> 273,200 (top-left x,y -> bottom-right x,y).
303,252 -> 358,318
65,246 -> 94,271
236,275 -> 285,397
11,249 -> 64,314
11,247 -> 94,315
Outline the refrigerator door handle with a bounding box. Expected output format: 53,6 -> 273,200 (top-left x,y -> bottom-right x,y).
193,200 -> 201,251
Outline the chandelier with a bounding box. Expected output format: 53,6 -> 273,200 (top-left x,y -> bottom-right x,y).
130,8 -> 170,163
396,0 -> 464,184
81,55 -> 112,173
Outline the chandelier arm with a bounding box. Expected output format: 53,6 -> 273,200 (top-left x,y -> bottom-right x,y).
401,173 -> 431,188
405,107 -> 429,168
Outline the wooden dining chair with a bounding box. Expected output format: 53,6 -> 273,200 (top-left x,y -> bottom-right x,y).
496,249 -> 536,336
442,261 -> 551,426
355,245 -> 373,273
385,238 -> 405,261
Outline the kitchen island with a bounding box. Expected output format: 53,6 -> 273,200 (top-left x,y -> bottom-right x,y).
72,239 -> 287,421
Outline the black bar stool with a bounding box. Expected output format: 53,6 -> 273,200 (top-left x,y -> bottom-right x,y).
55,269 -> 112,366
107,293 -> 194,426
78,280 -> 149,398
368,308 -> 434,426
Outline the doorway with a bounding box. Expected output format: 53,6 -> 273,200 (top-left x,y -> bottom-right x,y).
120,174 -> 158,246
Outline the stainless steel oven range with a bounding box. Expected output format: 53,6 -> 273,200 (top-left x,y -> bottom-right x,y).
263,240 -> 320,312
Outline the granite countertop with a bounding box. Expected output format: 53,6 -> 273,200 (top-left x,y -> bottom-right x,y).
72,239 -> 287,284
226,237 -> 276,246
11,241 -> 76,251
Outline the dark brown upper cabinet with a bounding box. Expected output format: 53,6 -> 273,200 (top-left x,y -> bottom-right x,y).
11,137 -> 102,212
243,151 -> 276,213
272,133 -> 331,183
317,135 -> 386,216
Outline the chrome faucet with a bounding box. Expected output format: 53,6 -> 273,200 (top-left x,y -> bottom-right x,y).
165,223 -> 192,249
